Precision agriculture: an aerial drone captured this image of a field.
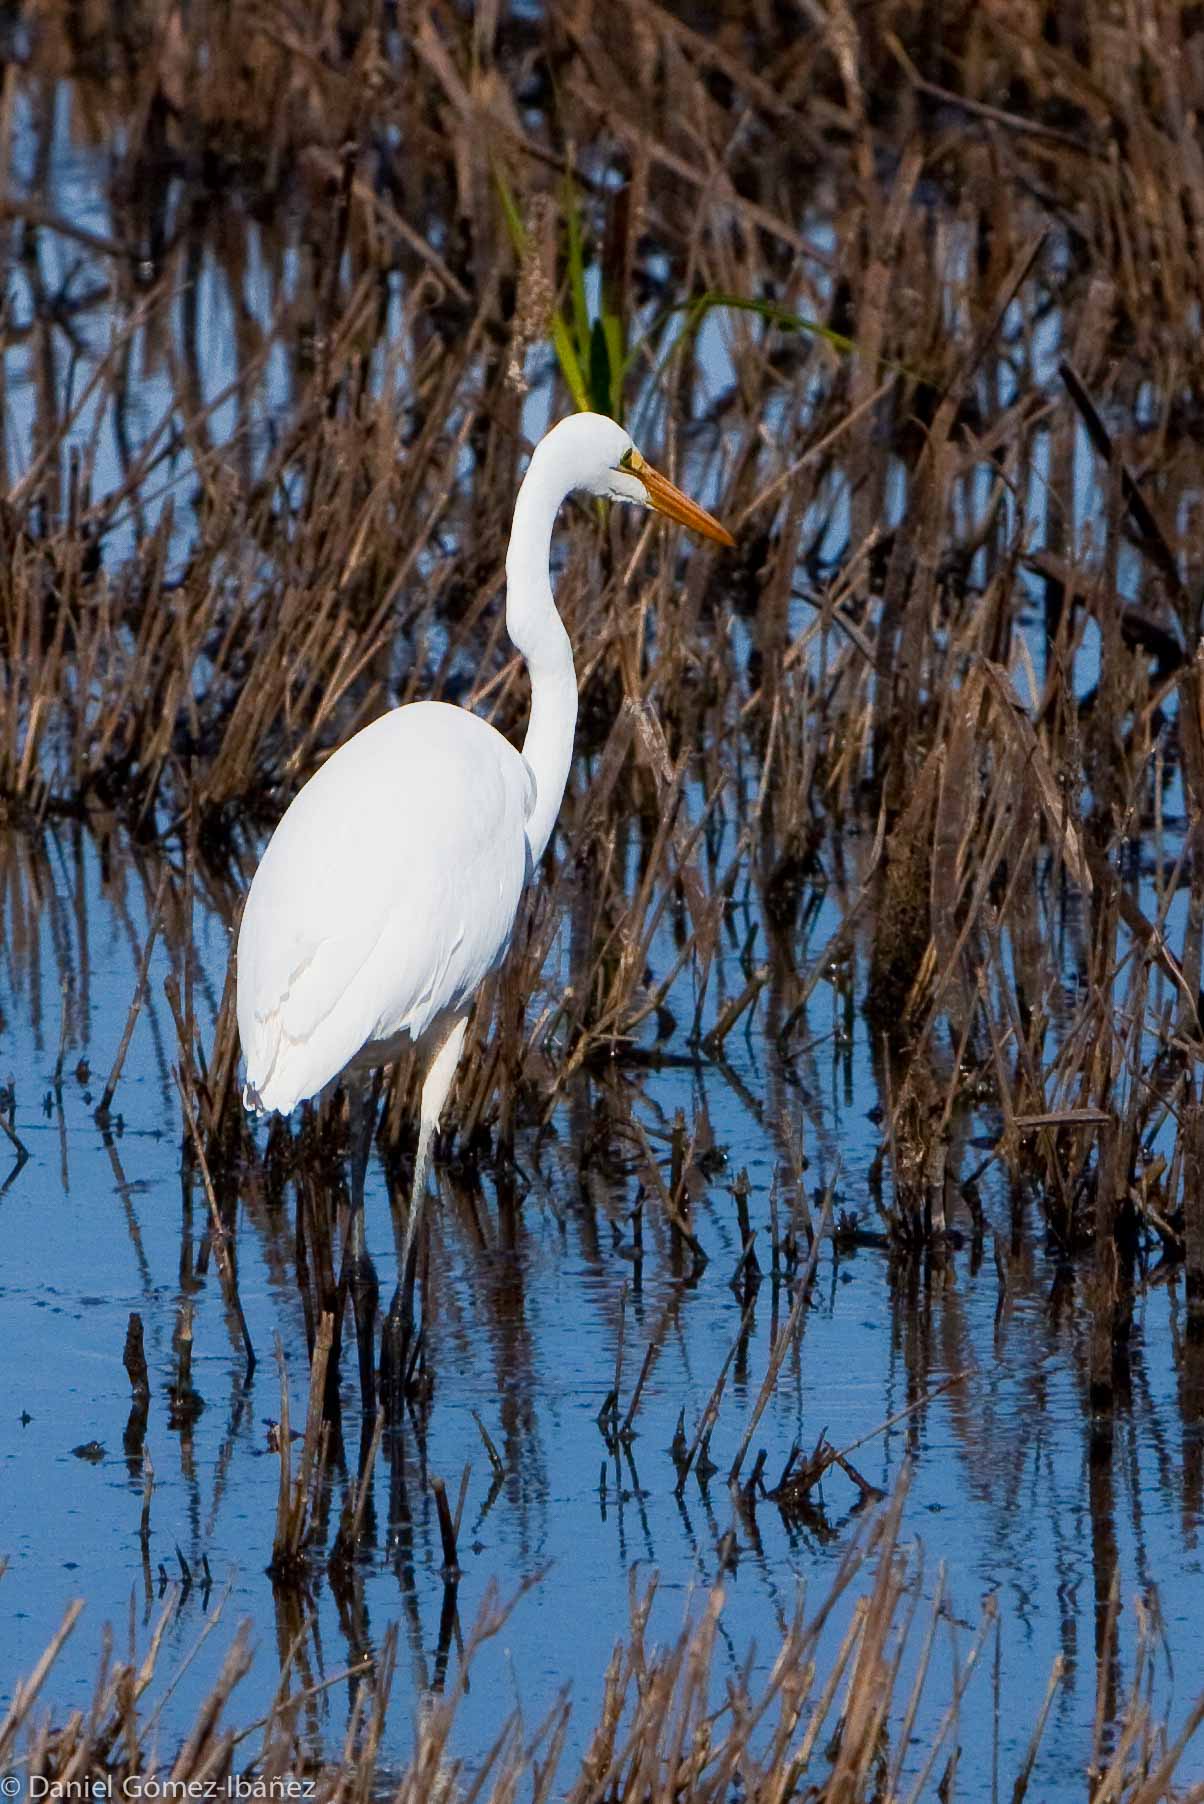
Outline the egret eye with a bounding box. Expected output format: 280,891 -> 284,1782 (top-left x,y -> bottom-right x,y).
618,447 -> 645,473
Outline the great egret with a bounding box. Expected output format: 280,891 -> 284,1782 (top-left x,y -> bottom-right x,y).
236,411 -> 732,1406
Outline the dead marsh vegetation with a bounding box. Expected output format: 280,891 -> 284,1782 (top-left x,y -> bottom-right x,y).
7,1472 -> 1204,1804
7,0 -> 1204,1793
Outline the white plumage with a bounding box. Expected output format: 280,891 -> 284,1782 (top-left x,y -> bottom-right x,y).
237,701 -> 533,1114
234,413 -> 731,1388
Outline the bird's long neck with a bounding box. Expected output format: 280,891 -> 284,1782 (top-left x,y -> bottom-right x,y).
505,455 -> 579,866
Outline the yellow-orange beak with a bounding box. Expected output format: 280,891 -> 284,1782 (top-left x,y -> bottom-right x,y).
631,453 -> 735,547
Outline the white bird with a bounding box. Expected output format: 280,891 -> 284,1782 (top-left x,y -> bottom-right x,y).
236,412 -> 732,1402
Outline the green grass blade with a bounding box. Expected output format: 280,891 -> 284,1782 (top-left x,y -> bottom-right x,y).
552,315 -> 591,414
493,159 -> 527,257
601,313 -> 625,420
668,291 -> 935,386
676,291 -> 858,357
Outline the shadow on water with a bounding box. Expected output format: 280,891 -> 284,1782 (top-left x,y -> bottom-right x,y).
5,2 -> 1204,1795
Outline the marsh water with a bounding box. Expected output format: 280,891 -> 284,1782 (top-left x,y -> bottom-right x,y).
8,815 -> 1203,1798
5,15 -> 1204,1800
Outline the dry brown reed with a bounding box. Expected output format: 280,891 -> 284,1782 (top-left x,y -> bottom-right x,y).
268,1318 -> 334,1583
3,1474 -> 1202,1802
9,0 -> 1204,1775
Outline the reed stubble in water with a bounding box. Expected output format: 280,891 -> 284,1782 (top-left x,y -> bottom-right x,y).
7,0 -> 1204,1790
5,1469 -> 1203,1804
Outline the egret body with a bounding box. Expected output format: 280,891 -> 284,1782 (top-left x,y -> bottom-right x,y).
236,412 -> 732,1401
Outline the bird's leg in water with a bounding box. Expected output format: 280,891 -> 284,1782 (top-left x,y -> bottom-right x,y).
344,1070 -> 381,1415
380,1015 -> 468,1420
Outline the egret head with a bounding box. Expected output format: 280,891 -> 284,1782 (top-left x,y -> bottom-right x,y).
533,412 -> 734,546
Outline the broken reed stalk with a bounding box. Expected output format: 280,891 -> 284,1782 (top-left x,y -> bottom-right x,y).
617,1289 -> 682,1444
96,880 -> 165,1120
123,1310 -> 151,1458
700,964 -> 769,1056
167,1300 -> 202,1427
617,1338 -> 660,1445
595,1280 -> 628,1440
677,1299 -> 756,1492
1011,1654 -> 1067,1804
122,1311 -> 150,1400
729,1193 -> 832,1483
769,1375 -> 965,1516
174,1065 -> 255,1378
1183,1101 -> 1204,1333
332,1406 -> 383,1563
269,1317 -> 333,1582
629,1115 -> 708,1269
430,1472 -> 462,1578
472,1408 -> 505,1477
